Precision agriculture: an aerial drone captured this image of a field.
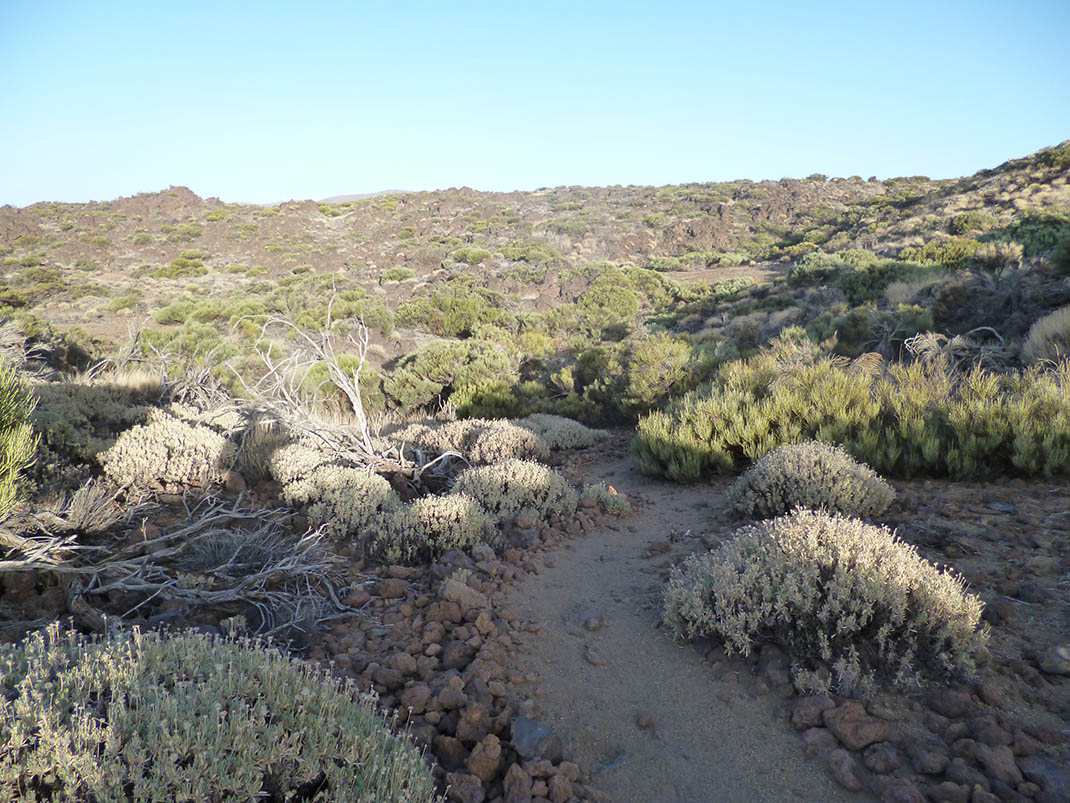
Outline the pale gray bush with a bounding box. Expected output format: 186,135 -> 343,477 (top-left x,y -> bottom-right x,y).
664,509 -> 987,696
452,458 -> 577,526
728,441 -> 894,519
0,624 -> 440,802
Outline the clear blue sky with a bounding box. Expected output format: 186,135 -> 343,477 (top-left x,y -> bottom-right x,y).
2,0 -> 1068,206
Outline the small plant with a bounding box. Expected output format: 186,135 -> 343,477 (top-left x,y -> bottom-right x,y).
0,358 -> 38,521
516,413 -> 606,450
580,482 -> 631,516
375,493 -> 492,563
453,458 -> 578,526
663,509 -> 987,696
1022,305 -> 1070,363
99,410 -> 235,494
286,464 -> 401,541
451,247 -> 492,265
0,625 -> 441,802
380,267 -> 417,284
727,440 -> 894,519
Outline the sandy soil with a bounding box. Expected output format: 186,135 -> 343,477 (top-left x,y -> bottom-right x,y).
505,443 -> 873,802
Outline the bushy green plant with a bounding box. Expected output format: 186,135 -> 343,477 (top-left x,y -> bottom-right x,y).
451,247 -> 492,265
788,251 -> 846,287
727,441 -> 894,519
0,624 -> 440,802
98,410 -> 235,493
0,359 -> 38,521
380,267 -> 417,284
453,459 -> 577,526
395,285 -> 506,337
899,237 -> 979,270
577,272 -> 639,337
501,242 -> 557,263
580,482 -> 631,516
663,509 -> 987,696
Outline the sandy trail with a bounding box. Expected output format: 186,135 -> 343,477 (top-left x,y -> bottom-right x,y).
505,443 -> 872,803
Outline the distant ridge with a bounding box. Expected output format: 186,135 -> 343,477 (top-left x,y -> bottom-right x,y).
320,190 -> 411,203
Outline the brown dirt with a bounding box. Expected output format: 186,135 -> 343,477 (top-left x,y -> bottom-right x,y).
504,441 -> 871,802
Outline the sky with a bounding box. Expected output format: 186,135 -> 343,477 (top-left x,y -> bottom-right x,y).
2,0 -> 1068,207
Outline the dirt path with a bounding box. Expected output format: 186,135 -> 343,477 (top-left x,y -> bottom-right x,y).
505,443 -> 872,803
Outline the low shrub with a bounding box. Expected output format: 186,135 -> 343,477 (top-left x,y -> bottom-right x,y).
375,493 -> 492,563
380,267 -> 417,284
580,482 -> 631,516
392,419 -> 549,464
452,247 -> 492,265
663,509 -> 987,696
899,237 -> 979,271
453,459 -> 577,527
289,465 -> 401,540
727,441 -> 894,519
0,625 -> 440,802
99,411 -> 234,493
634,336 -> 1070,481
515,413 -> 606,450
1021,305 -> 1070,363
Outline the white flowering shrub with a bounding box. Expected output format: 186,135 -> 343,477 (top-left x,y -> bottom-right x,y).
516,413 -> 607,451
453,459 -> 578,526
292,466 -> 401,540
374,493 -> 492,563
98,411 -> 234,493
728,441 -> 895,519
663,509 -> 987,696
267,442 -> 334,485
392,419 -> 549,464
0,625 -> 440,802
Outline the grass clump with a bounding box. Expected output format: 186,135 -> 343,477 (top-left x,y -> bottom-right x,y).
0,624 -> 440,802
0,359 -> 38,522
580,482 -> 631,516
727,441 -> 894,519
663,509 -> 987,696
453,459 -> 577,527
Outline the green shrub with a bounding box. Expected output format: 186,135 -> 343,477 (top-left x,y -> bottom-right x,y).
131,232 -> 154,245
636,338 -> 1070,481
663,509 -> 987,696
727,441 -> 894,519
899,237 -> 979,270
164,222 -> 202,243
302,357 -> 385,415
0,359 -> 38,522
380,267 -> 417,284
395,285 -> 505,337
452,247 -> 492,265
501,242 -> 557,263
98,410 -> 235,494
949,210 -> 997,235
106,292 -> 143,313
788,251 -> 846,287
0,625 -> 440,802
577,273 -> 639,337
1022,305 -> 1070,363
453,459 -> 577,527
152,255 -> 207,279
580,482 -> 631,516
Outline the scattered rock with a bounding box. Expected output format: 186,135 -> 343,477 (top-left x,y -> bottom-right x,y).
512,716 -> 562,762
548,773 -> 573,803
1019,754 -> 1070,802
443,579 -> 488,613
973,744 -> 1022,786
927,689 -> 979,719
792,695 -> 836,730
400,683 -> 431,714
636,712 -> 655,730
802,727 -> 838,758
584,644 -> 607,668
1038,644 -> 1070,675
446,772 -> 485,803
581,610 -> 604,632
434,735 -> 469,771
863,741 -> 902,774
466,734 -> 501,782
379,578 -> 407,599
880,778 -> 925,803
827,748 -> 863,792
503,762 -> 533,803
928,781 -> 970,803
438,677 -> 468,710
823,701 -> 892,751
